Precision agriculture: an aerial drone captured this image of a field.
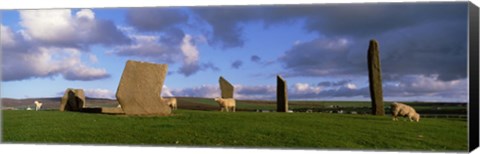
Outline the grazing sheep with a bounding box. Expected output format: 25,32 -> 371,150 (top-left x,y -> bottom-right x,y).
161,97 -> 177,110
34,101 -> 42,111
391,102 -> 420,122
213,97 -> 236,112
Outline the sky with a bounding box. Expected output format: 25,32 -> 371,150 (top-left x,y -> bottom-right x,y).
0,2 -> 470,102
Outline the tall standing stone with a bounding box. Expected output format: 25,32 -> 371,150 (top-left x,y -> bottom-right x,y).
219,76 -> 234,98
367,40 -> 385,116
60,88 -> 86,112
277,75 -> 288,112
116,60 -> 171,116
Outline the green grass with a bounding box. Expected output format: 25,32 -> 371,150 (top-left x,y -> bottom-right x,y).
2,110 -> 467,152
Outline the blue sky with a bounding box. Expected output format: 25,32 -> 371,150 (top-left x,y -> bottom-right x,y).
1,2 -> 469,102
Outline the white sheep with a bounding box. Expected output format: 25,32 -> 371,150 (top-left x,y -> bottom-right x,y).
34,101 -> 43,111
161,97 -> 177,110
391,102 -> 420,122
213,97 -> 236,112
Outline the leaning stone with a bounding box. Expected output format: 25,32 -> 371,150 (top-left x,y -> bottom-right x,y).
276,75 -> 288,112
367,40 -> 385,116
60,88 -> 86,112
116,60 -> 171,116
219,76 -> 234,98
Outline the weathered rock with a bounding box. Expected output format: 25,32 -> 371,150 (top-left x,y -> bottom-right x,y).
367,40 -> 385,116
276,75 -> 288,112
116,60 -> 171,116
60,89 -> 86,112
219,76 -> 234,98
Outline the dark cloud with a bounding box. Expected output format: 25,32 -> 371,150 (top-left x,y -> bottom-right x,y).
377,21 -> 467,81
231,60 -> 243,69
300,3 -> 466,38
178,63 -> 201,77
279,38 -> 363,77
202,62 -> 220,71
87,20 -> 132,47
188,3 -> 466,49
236,85 -> 275,96
112,28 -> 185,63
177,62 -> 220,77
190,6 -> 264,49
126,8 -> 189,32
280,18 -> 467,81
251,55 -> 261,63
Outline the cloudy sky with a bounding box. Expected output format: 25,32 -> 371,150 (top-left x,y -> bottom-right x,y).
1,2 -> 469,102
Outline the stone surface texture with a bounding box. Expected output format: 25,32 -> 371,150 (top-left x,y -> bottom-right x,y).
60,89 -> 86,112
276,75 -> 288,112
219,76 -> 234,98
115,60 -> 171,116
367,40 -> 385,116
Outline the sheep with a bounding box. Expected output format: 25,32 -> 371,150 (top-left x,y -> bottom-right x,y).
34,101 -> 43,111
213,97 -> 236,112
391,102 -> 420,122
161,97 -> 177,110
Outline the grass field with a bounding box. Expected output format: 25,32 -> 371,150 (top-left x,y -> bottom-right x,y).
2,110 -> 468,152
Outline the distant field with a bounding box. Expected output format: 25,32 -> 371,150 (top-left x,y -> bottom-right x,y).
2,97 -> 467,116
2,110 -> 467,152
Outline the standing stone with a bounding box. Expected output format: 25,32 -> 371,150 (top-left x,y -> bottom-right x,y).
277,75 -> 288,112
219,76 -> 234,98
116,60 -> 171,116
60,89 -> 86,112
367,40 -> 385,116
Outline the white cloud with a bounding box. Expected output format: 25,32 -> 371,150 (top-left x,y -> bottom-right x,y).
1,25 -> 16,47
293,83 -> 322,94
181,34 -> 199,65
161,85 -> 174,97
76,9 -> 95,20
234,84 -> 276,100
84,89 -> 115,99
18,9 -> 130,49
2,30 -> 110,82
345,83 -> 357,89
19,9 -> 74,43
111,29 -> 212,77
171,85 -> 220,98
384,74 -> 467,97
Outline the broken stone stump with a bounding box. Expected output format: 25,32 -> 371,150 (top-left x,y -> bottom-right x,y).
367,40 -> 385,116
219,76 -> 234,98
60,88 -> 86,112
277,75 -> 288,112
116,60 -> 171,116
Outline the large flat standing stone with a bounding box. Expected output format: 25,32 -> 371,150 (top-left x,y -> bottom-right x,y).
60,89 -> 86,112
276,75 -> 288,112
219,76 -> 234,98
116,60 -> 171,116
367,40 -> 385,116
